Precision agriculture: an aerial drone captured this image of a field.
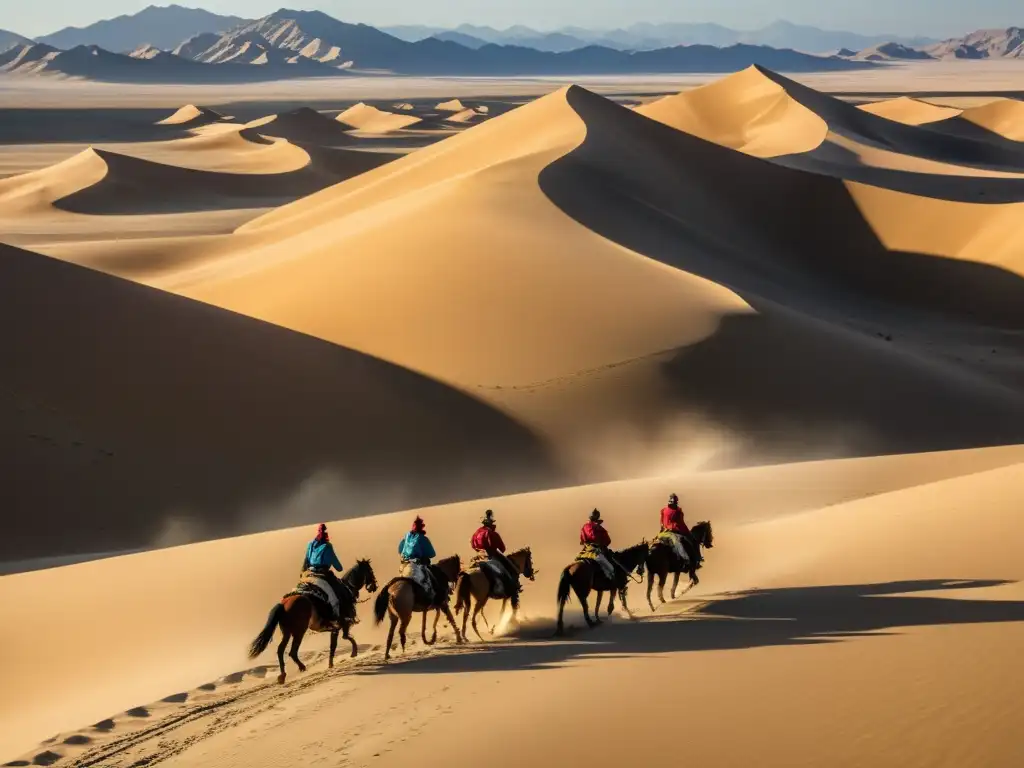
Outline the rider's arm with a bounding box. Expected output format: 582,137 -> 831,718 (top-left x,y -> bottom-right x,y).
422,536 -> 436,560
301,542 -> 311,572
327,543 -> 343,571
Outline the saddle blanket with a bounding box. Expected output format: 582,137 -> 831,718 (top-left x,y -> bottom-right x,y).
653,531 -> 690,564
577,545 -> 615,579
400,561 -> 435,602
475,559 -> 510,598
292,573 -> 340,619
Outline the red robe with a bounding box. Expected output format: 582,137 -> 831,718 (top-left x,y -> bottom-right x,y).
471,526 -> 505,552
660,505 -> 690,536
580,521 -> 611,548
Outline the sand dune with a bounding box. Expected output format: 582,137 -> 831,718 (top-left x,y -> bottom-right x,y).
335,102 -> 422,133
3,445 -> 1023,763
445,107 -> 485,124
155,103 -> 230,128
0,144 -> 391,217
5,66 -> 1024,768
858,95 -> 963,124
435,98 -> 467,112
960,97 -> 1024,140
245,107 -> 358,146
636,66 -> 828,157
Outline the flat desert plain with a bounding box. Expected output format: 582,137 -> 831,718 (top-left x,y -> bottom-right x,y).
3,61 -> 1024,767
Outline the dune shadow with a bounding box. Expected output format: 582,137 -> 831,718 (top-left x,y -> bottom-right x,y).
1,243 -> 563,563
367,579 -> 1024,675
535,86 -> 1024,456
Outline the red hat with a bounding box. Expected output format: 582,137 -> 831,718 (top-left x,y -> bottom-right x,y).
411,516 -> 425,532
315,523 -> 329,542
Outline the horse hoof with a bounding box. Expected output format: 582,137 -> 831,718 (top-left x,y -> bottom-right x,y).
277,673 -> 286,685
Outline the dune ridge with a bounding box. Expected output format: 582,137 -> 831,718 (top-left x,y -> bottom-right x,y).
335,102 -> 422,133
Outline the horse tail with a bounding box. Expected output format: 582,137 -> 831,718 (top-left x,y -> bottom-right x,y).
373,586 -> 390,626
453,572 -> 471,615
556,566 -> 573,612
248,603 -> 285,659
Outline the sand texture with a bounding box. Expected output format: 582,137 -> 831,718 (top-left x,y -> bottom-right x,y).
2,65 -> 1024,767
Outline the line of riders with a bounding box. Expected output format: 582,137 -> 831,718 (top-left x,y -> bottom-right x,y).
249,493 -> 713,681
302,493 -> 704,627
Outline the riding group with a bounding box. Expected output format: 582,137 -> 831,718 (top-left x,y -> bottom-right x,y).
248,493 -> 714,683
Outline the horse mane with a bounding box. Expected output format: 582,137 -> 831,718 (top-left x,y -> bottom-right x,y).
508,546 -> 531,557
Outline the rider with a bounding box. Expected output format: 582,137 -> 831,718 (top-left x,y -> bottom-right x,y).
580,508 -> 623,582
398,516 -> 439,603
302,523 -> 345,620
471,510 -> 521,605
660,493 -> 702,576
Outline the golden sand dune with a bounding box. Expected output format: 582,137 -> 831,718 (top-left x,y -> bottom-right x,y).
335,102 -> 422,133
960,98 -> 1024,141
0,145 -> 390,216
636,66 -> 828,157
5,68 -> 1024,768
435,98 -> 466,112
155,104 -> 230,128
858,96 -> 963,125
3,446 -> 1023,764
137,126 -> 313,174
245,107 -> 358,146
445,107 -> 485,124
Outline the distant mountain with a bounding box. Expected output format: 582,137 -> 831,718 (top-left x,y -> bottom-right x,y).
0,41 -> 335,82
432,31 -> 489,49
37,4 -> 249,53
0,28 -> 33,52
379,25 -> 446,42
173,9 -> 870,76
925,27 -> 1024,59
397,20 -> 936,54
853,42 -> 936,61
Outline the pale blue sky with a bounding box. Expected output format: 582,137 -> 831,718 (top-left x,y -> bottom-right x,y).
6,0 -> 1021,39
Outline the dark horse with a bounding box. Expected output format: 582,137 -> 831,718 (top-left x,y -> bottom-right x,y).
645,521 -> 714,611
556,541 -> 648,635
248,559 -> 378,684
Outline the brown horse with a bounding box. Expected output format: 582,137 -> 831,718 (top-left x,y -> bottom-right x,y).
453,547 -> 535,642
555,541 -> 648,635
248,559 -> 378,684
373,554 -> 463,661
645,521 -> 714,611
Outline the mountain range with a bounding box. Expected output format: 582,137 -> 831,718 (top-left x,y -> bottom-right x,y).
1,8 -> 872,82
0,28 -> 33,51
384,19 -> 938,54
840,26 -> 1024,60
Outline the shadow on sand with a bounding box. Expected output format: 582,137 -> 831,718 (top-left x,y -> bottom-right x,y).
364,579 -> 1024,675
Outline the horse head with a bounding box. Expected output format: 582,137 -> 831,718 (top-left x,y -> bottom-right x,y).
510,547 -> 536,581
693,521 -> 714,549
349,558 -> 378,593
435,554 -> 462,582
619,541 -> 649,574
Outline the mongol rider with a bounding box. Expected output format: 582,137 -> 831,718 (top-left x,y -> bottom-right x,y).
580,508 -> 624,583
471,510 -> 521,607
398,516 -> 440,604
660,493 -> 703,582
301,523 -> 347,624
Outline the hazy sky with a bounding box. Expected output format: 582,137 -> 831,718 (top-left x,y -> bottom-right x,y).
7,0 -> 1022,38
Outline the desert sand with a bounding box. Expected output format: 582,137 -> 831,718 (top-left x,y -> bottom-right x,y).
3,62 -> 1024,767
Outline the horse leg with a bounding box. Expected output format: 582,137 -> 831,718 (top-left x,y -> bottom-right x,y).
658,573 -> 667,604
620,588 -> 635,619
329,630 -> 339,669
461,596 -> 471,641
441,604 -> 464,644
573,579 -> 595,627
384,614 -> 397,662
398,613 -> 410,654
276,627 -> 291,684
470,601 -> 487,642
421,611 -> 434,646
342,622 -> 358,658
647,572 -> 657,612
431,609 -> 441,643
289,628 -> 307,673
671,572 -> 680,599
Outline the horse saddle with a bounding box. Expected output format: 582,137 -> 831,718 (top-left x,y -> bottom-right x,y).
653,532 -> 690,566
400,561 -> 437,605
289,572 -> 342,622
475,559 -> 511,599
578,545 -> 615,579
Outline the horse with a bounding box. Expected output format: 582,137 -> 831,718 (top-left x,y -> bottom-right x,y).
453,547 -> 536,642
247,558 -> 378,684
645,521 -> 714,611
373,554 -> 463,662
555,541 -> 648,635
